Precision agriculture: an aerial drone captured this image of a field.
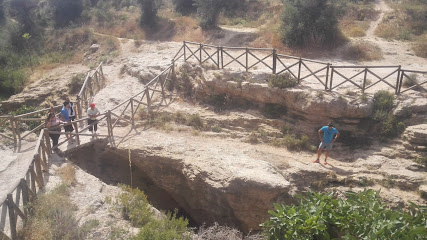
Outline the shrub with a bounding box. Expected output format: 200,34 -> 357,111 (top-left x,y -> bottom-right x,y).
68,73 -> 86,94
133,210 -> 189,240
52,0 -> 83,27
413,34 -> 427,58
138,0 -> 160,27
263,103 -> 286,119
267,72 -> 298,89
0,0 -> 4,22
172,0 -> 196,15
262,190 -> 427,240
194,0 -> 225,29
282,134 -> 309,151
342,42 -> 383,61
186,113 -> 203,129
372,90 -> 406,139
117,185 -> 153,227
281,0 -> 344,47
194,222 -> 264,240
23,184 -> 92,240
175,70 -> 193,99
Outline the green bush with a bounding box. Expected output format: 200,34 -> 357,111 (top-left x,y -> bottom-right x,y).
267,72 -> 298,89
281,0 -> 344,47
133,210 -> 190,240
68,73 -> 86,93
117,185 -> 154,227
372,90 -> 405,139
138,0 -> 160,27
262,189 -> 427,240
195,0 -> 224,29
115,185 -> 190,240
172,0 -> 196,15
186,113 -> 203,129
52,0 -> 83,27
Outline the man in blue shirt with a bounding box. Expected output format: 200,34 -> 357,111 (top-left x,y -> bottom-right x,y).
60,101 -> 74,143
314,122 -> 339,165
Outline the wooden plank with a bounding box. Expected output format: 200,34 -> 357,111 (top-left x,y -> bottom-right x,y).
6,195 -> 17,239
275,58 -> 299,80
222,50 -> 246,69
29,164 -> 37,194
300,61 -> 328,86
13,105 -> 62,118
9,198 -> 25,222
20,179 -> 28,223
400,69 -> 427,74
247,51 -> 273,70
34,155 -> 44,188
331,65 -> 399,69
0,133 -> 13,140
330,69 -> 364,90
0,203 -> 7,231
110,112 -> 132,125
44,130 -> 52,154
78,73 -> 91,97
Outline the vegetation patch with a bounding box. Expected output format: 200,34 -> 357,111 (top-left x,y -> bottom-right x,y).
22,184 -> 95,240
342,41 -> 383,61
413,34 -> 427,58
267,72 -> 298,89
262,189 -> 427,239
372,90 -> 405,140
110,185 -> 190,239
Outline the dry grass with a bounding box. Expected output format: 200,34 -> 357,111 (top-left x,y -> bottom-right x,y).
413,34 -> 427,58
172,16 -> 205,42
342,41 -> 383,61
57,163 -> 77,186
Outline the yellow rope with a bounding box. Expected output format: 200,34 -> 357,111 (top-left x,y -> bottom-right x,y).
129,139 -> 133,188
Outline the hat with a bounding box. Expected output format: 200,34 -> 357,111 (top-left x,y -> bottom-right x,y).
90,103 -> 95,108
328,122 -> 333,127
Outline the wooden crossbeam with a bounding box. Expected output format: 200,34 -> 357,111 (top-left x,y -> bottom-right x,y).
247,51 -> 273,70
276,58 -> 299,79
222,50 -> 246,69
330,68 -> 365,90
184,44 -> 201,62
364,68 -> 399,90
300,61 -> 328,87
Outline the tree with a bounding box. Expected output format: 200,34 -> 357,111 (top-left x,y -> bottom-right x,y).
138,0 -> 161,27
281,0 -> 342,47
172,0 -> 196,15
0,0 -> 5,22
194,0 -> 224,29
51,0 -> 83,27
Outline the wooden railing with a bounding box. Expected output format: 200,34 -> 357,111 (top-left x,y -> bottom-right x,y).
174,41 -> 427,95
0,62 -> 175,239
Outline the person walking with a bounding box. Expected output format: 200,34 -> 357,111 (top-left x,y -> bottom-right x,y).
314,122 -> 339,165
60,101 -> 74,143
45,112 -> 61,148
65,97 -> 77,121
87,103 -> 100,137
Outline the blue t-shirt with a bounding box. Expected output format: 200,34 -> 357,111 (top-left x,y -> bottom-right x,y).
320,126 -> 339,143
61,107 -> 70,121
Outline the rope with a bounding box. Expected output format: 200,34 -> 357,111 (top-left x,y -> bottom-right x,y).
128,139 -> 133,188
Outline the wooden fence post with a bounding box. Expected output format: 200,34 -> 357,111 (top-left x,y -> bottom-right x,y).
221,47 -> 224,69
398,70 -> 405,94
73,122 -> 80,145
199,43 -> 202,64
15,118 -> 21,152
217,46 -> 220,69
183,41 -> 186,61
362,67 -> 368,93
6,194 -> 17,239
106,111 -> 112,145
329,67 -> 334,91
76,96 -> 83,128
20,179 -> 29,221
245,48 -> 249,72
34,154 -> 44,188
130,98 -> 135,129
272,49 -> 277,74
44,129 -> 52,154
325,63 -> 330,91
297,58 -> 302,83
395,65 -> 401,95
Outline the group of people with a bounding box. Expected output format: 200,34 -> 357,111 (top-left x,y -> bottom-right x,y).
45,98 -> 100,148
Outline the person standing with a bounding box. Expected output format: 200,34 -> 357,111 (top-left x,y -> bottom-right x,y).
314,122 -> 339,165
87,103 -> 100,137
65,98 -> 77,121
60,101 -> 74,142
45,112 -> 61,148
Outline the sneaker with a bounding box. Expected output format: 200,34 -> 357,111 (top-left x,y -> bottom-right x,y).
313,159 -> 320,163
